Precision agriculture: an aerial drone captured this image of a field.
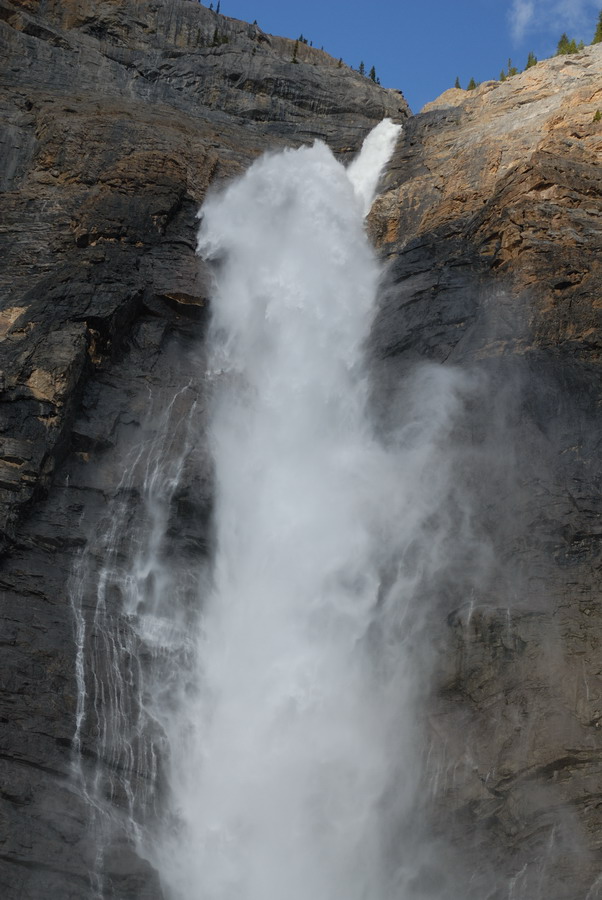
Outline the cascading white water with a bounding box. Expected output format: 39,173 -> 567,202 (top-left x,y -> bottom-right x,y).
69,379 -> 207,897
153,120 -> 416,900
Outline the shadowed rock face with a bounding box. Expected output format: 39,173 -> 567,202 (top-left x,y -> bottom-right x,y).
0,1 -> 601,897
369,44 -> 602,898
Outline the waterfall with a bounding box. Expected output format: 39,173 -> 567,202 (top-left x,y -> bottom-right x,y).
156,119 -> 402,900
72,120 -> 485,899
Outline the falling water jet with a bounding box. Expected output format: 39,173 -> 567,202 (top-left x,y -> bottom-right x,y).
154,121 -> 410,900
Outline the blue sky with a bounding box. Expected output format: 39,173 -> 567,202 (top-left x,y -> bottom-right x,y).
214,0 -> 601,111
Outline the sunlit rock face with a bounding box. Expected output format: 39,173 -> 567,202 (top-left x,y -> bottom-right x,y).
369,43 -> 602,898
0,0 -> 601,897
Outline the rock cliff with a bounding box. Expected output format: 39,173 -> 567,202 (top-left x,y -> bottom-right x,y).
0,0 -> 601,897
370,43 -> 602,898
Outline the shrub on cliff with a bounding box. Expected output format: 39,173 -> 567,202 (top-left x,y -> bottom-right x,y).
594,11 -> 602,43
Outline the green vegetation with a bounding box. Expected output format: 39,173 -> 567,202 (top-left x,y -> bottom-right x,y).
525,51 -> 538,69
593,11 -> 602,43
454,76 -> 461,89
594,109 -> 602,122
467,77 -> 478,90
351,61 -> 380,83
557,33 -> 578,54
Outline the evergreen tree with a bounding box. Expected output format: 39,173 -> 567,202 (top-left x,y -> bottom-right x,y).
454,76 -> 461,89
369,65 -> 376,82
499,70 -> 507,81
467,77 -> 477,90
556,33 -> 570,53
216,0 -> 220,12
358,60 -> 365,76
556,33 -> 578,54
507,57 -> 518,76
525,50 -> 537,69
337,57 -> 343,68
594,10 -> 602,43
